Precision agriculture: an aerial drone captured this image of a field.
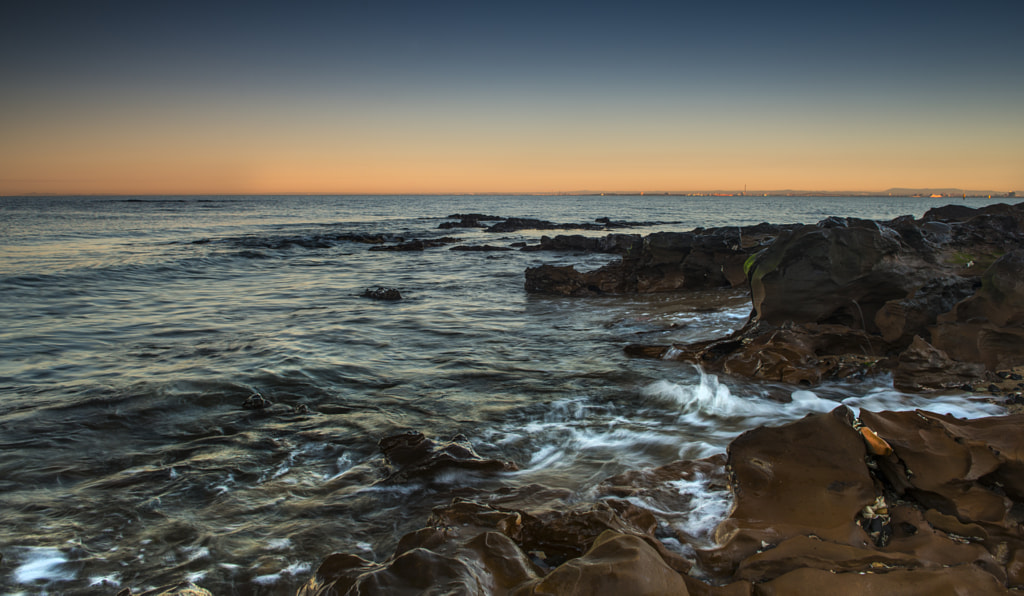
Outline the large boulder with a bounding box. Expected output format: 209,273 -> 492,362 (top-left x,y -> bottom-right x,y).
746,218 -> 925,332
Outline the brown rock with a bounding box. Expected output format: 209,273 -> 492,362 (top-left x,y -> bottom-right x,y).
874,275 -> 979,345
515,531 -> 689,596
892,335 -> 985,392
882,504 -> 1004,581
756,565 -> 1010,595
734,535 -> 919,582
858,410 -> 1024,527
698,407 -> 877,577
746,220 -> 920,332
932,249 -> 1024,369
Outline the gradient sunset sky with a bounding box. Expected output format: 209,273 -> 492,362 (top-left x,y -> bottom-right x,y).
1,1 -> 1021,195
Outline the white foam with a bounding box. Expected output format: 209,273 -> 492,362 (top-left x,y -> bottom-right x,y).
840,386 -> 1004,419
667,472 -> 733,542
267,538 -> 292,551
184,570 -> 207,583
88,574 -> 121,588
13,547 -> 76,584
642,368 -> 1002,430
252,561 -> 312,585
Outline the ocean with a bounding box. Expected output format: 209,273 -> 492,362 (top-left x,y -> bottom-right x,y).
0,194 -> 1008,594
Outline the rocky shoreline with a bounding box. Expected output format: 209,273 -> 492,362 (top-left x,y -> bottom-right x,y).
123,203 -> 1024,595
530,201 -> 1024,401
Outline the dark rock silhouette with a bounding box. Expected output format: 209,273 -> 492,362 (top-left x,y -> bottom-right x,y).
625,202 -> 1024,388
361,287 -> 402,300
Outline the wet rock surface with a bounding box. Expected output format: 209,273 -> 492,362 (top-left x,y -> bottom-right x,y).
297,408 -> 1024,595
439,213 -> 670,233
525,223 -> 796,296
624,202 -> 1024,389
369,237 -> 463,251
361,287 -> 403,300
378,431 -> 519,483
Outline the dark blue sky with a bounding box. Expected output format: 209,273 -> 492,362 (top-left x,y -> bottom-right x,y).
2,0 -> 1021,193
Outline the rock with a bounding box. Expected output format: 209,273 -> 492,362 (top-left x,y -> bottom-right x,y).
302,408 -> 1024,594
439,213 -> 504,229
296,531 -> 539,596
858,410 -> 1024,525
378,431 -> 518,483
298,493 -> 688,596
892,336 -> 985,392
625,202 -> 1024,389
369,237 -> 462,251
746,219 -> 921,332
361,287 -> 402,300
636,321 -> 884,386
698,407 -> 877,578
449,244 -> 514,252
932,249 -> 1024,369
486,217 -> 566,233
756,565 -> 1010,595
523,263 -> 633,296
517,531 -> 690,595
520,233 -> 642,255
874,276 -> 980,345
116,583 -> 213,596
524,223 -> 793,296
241,393 -> 271,410
922,204 -> 981,222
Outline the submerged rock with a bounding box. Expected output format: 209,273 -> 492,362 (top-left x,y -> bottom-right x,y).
242,393 -> 271,410
369,237 -> 462,251
449,244 -> 514,252
378,431 -> 518,482
361,287 -> 402,301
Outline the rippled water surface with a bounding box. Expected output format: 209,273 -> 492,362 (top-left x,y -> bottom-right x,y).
0,195 -> 1007,594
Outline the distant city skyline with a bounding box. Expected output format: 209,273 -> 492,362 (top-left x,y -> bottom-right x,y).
2,1 -> 1021,196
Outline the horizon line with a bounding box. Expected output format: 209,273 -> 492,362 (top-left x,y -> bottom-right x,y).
2,188 -> 1020,198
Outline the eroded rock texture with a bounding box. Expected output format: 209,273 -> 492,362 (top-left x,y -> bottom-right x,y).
298,409 -> 1024,595
624,202 -> 1024,389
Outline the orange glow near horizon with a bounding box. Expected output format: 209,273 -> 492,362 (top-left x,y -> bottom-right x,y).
3,104 -> 1021,196
2,60 -> 1022,197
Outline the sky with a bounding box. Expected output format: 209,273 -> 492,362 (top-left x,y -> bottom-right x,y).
1,0 -> 1021,195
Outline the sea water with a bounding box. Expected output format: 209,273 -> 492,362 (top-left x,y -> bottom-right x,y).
0,194 -> 1007,594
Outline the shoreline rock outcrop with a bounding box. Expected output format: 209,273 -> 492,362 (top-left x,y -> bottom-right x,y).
297,409 -> 1024,594
524,223 -> 794,296
620,202 -> 1024,392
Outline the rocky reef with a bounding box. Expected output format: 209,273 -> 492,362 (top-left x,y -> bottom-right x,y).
293,408 -> 1024,595
525,223 -> 794,296
613,202 -> 1024,393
